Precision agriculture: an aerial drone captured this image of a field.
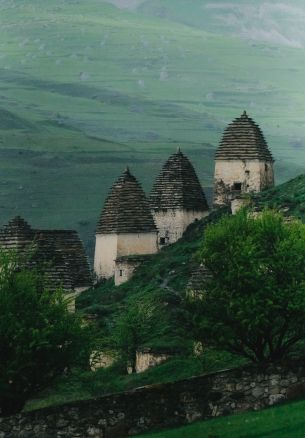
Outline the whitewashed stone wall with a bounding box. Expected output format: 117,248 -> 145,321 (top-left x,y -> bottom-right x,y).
114,259 -> 142,286
90,352 -> 115,371
135,350 -> 171,373
94,233 -> 158,280
94,234 -> 118,279
214,159 -> 274,207
152,209 -> 209,246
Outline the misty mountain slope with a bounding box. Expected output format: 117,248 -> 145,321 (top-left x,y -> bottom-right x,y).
0,0 -> 304,253
137,0 -> 305,48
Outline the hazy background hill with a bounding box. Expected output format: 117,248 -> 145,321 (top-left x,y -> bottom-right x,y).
1,0 -> 305,256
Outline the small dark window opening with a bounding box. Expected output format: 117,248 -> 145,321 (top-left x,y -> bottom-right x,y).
233,182 -> 242,191
160,237 -> 166,245
265,164 -> 268,171
245,170 -> 250,176
119,270 -> 123,277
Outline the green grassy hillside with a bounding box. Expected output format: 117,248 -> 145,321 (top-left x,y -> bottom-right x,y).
78,172 -> 305,327
254,174 -> 305,220
77,208 -> 228,353
27,207 -> 242,411
138,398 -> 305,438
2,0 -> 305,255
25,174 -> 305,411
75,173 -> 305,365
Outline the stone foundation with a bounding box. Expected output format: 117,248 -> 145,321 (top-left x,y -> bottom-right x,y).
90,349 -> 171,374
135,349 -> 172,373
2,362 -> 305,437
114,257 -> 144,286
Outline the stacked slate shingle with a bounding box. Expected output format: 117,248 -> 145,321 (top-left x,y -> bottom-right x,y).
0,216 -> 34,251
149,149 -> 209,211
97,167 -> 157,234
0,216 -> 92,292
216,111 -> 274,161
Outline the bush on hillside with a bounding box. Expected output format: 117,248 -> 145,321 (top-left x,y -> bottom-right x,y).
189,209 -> 305,363
0,250 -> 93,416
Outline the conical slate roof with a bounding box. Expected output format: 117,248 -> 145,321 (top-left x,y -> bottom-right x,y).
149,149 -> 208,211
97,168 -> 157,234
0,217 -> 92,291
0,216 -> 34,250
216,111 -> 273,161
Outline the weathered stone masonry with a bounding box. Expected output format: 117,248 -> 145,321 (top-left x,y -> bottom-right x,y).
94,168 -> 158,284
150,149 -> 209,246
214,111 -> 274,207
2,362 -> 305,437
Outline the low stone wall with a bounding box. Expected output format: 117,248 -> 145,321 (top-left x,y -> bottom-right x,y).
1,362 -> 305,438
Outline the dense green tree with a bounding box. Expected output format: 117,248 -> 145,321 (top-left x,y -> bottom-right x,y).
0,250 -> 93,416
112,297 -> 164,373
190,210 -> 305,363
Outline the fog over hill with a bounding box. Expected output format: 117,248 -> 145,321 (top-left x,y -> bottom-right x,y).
136,1 -> 305,48
0,0 -> 304,254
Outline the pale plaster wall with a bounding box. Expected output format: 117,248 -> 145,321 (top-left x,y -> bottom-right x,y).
152,209 -> 209,246
94,233 -> 158,280
117,233 -> 158,257
94,234 -> 118,280
115,259 -> 141,286
90,351 -> 115,371
214,159 -> 274,206
135,351 -> 171,373
89,349 -> 170,374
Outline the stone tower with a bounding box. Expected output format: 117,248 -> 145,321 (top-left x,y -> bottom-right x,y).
214,111 -> 274,207
94,168 -> 158,283
149,149 -> 209,246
